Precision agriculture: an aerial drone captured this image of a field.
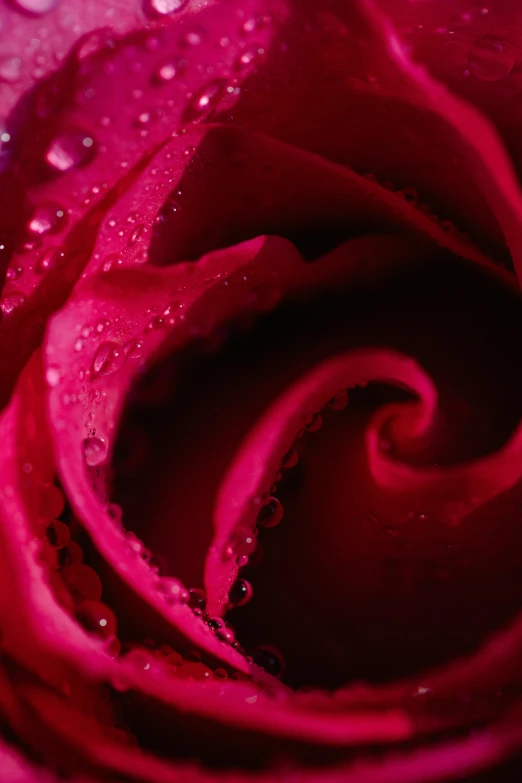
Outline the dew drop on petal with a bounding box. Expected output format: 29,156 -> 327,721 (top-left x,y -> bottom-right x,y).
158,578 -> 188,604
176,661 -> 212,681
468,36 -> 514,82
251,645 -> 285,678
187,588 -> 206,613
46,365 -> 62,387
144,0 -> 187,17
12,0 -> 59,14
257,497 -> 283,528
154,62 -> 178,83
305,412 -> 323,432
329,390 -> 349,411
46,129 -> 96,172
185,79 -> 226,118
281,448 -> 298,469
125,648 -> 154,671
207,616 -> 225,631
91,341 -> 124,377
83,436 -> 108,467
216,626 -> 236,644
27,202 -> 67,235
223,530 -> 257,565
46,520 -> 70,549
228,578 -> 252,607
60,563 -> 102,603
76,600 -> 117,639
124,338 -> 144,359
38,483 -> 65,520
0,56 -> 22,83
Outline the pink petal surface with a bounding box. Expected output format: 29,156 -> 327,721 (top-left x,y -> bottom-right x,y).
0,0 -> 281,408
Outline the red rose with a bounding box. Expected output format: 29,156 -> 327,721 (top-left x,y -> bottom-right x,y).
2,0 -> 522,780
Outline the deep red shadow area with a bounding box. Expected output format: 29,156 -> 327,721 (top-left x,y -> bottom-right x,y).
113,258 -> 522,690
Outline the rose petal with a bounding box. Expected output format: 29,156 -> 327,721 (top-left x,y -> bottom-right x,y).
226,0 -> 522,275
384,2 -> 522,184
0,0 -> 282,409
0,0 -> 145,120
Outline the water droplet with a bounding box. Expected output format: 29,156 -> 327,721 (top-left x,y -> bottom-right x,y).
154,61 -> 178,83
91,341 -> 124,377
166,650 -> 183,667
124,338 -> 145,359
158,578 -> 188,604
36,248 -> 64,274
46,520 -> 70,549
468,36 -> 514,82
185,80 -> 226,118
251,645 -> 284,678
329,390 -> 349,411
207,616 -> 225,632
128,224 -> 147,245
187,588 -> 206,614
76,600 -> 117,639
228,578 -> 252,607
146,315 -> 164,331
181,30 -> 203,47
144,0 -> 187,17
59,541 -> 83,567
46,129 -> 96,172
12,0 -> 59,14
6,266 -> 22,282
60,563 -> 102,603
38,483 -> 65,520
223,530 -> 257,566
215,625 -> 235,644
236,47 -> 265,69
305,412 -> 322,432
256,497 -> 283,528
83,437 -> 108,467
27,202 -> 67,235
0,56 -> 22,83
176,661 -> 212,680
46,365 -> 61,387
281,448 -> 298,469
125,648 -> 153,671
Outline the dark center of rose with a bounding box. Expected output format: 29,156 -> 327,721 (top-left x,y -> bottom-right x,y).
112,256 -> 522,690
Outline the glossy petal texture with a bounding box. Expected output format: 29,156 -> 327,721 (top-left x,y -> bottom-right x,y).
0,0 -> 283,408
225,0 -> 522,276
1,0 -> 522,781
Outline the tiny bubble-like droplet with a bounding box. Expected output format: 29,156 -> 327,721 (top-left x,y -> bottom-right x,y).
257,497 -> 283,528
76,600 -> 117,639
251,645 -> 285,678
27,202 -> 67,235
184,79 -> 226,122
0,56 -> 22,83
91,341 -> 124,377
83,437 -> 108,467
60,563 -> 102,603
46,129 -> 96,172
46,520 -> 70,549
228,578 -> 252,607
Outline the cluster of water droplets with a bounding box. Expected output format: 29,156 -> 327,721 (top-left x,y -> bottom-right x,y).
218,388 -> 351,679
0,5 -> 273,311
31,477 -> 120,654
